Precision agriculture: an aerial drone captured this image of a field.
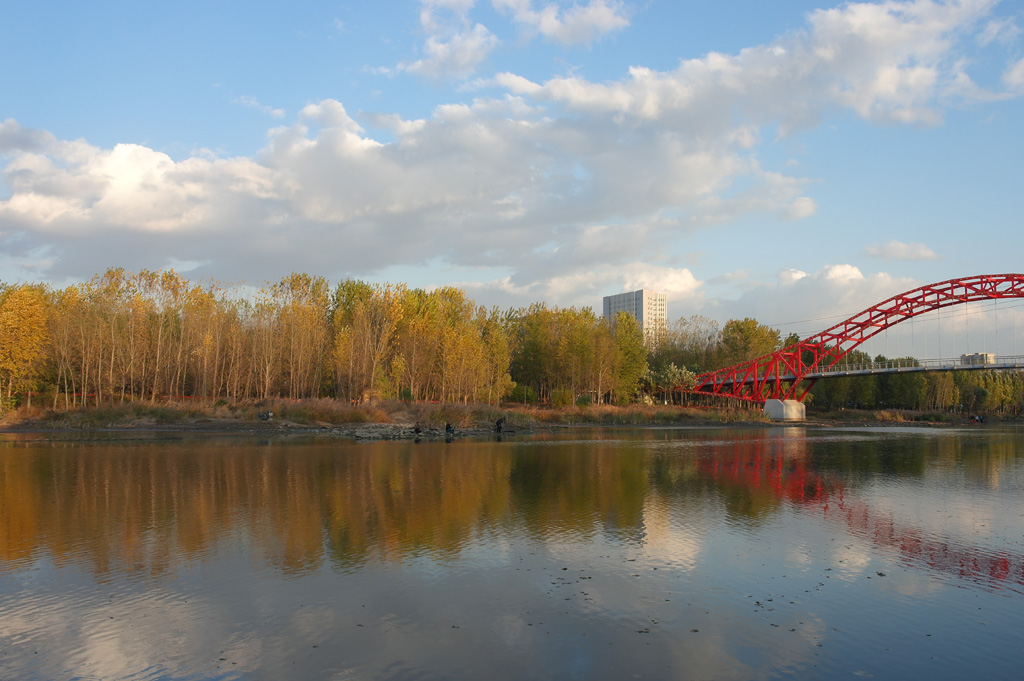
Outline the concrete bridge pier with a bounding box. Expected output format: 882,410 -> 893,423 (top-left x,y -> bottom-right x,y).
764,399 -> 805,421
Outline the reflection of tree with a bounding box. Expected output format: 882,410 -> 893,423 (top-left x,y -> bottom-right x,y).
2,433 -> 1021,584
321,445 -> 515,569
508,443 -> 649,536
0,440 -> 651,577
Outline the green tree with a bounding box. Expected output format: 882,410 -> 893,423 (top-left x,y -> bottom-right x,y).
612,312 -> 647,404
718,318 -> 781,368
874,357 -> 926,409
648,362 -> 694,404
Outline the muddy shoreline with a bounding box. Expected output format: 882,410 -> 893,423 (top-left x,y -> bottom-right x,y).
0,414 -> 974,442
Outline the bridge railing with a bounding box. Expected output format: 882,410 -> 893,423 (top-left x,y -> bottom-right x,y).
817,355 -> 1024,375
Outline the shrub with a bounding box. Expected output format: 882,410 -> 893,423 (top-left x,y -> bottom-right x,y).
550,388 -> 574,408
508,384 -> 537,405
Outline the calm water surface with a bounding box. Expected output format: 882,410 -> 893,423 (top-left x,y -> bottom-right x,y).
1,426 -> 1023,680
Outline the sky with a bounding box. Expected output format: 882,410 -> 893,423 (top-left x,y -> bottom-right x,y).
2,0 -> 1023,339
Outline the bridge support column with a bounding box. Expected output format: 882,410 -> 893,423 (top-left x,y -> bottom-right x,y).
764,399 -> 805,421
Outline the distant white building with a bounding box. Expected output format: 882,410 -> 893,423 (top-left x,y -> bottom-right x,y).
602,289 -> 667,345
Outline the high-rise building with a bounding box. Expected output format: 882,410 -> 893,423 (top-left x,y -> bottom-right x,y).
602,289 -> 667,344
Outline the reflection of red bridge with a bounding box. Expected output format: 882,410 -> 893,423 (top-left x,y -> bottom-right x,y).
698,437 -> 1024,591
690,273 -> 1024,404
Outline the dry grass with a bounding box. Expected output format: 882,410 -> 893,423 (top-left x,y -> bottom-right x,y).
2,397 -> 769,430
1,402 -> 203,429
503,403 -> 765,425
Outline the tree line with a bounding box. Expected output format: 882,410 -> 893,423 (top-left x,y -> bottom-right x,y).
804,349 -> 1024,413
2,269 -> 1021,414
647,315 -> 1024,413
0,269 -> 648,411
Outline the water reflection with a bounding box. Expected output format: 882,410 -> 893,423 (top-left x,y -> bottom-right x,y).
2,429 -> 1023,588
2,428 -> 1024,680
682,430 -> 1024,592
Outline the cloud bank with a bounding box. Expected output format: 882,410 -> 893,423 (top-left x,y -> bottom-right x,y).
1,0 -> 1020,316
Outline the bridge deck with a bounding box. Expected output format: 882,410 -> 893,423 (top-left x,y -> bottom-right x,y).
714,356 -> 1024,387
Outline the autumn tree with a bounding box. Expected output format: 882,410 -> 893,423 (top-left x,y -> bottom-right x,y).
48,285 -> 85,408
477,307 -> 515,405
0,284 -> 52,408
332,281 -> 405,403
275,274 -> 330,399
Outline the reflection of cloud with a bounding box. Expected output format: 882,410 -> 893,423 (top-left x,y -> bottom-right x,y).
642,496 -> 703,568
832,541 -> 874,577
0,574 -> 251,681
786,542 -> 815,568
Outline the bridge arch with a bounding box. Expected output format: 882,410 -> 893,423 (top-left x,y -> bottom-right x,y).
690,273 -> 1024,403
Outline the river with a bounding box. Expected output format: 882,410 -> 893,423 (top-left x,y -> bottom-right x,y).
1,426 -> 1022,680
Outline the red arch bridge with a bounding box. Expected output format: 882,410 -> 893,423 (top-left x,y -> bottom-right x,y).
688,273 -> 1024,410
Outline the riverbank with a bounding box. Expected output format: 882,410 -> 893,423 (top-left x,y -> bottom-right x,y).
0,399 -> 1000,440
0,399 -> 761,434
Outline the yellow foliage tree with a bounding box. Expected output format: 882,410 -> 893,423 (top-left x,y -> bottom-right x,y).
0,284 -> 52,409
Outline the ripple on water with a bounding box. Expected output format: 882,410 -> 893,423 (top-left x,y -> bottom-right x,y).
3,431 -> 1024,681
0,570 -> 251,681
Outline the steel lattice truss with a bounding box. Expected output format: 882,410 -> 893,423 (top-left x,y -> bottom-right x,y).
690,274 -> 1024,404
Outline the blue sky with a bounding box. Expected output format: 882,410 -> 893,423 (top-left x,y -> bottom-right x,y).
2,0 -> 1022,336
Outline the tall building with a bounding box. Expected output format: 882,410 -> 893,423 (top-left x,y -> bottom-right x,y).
602,289 -> 667,344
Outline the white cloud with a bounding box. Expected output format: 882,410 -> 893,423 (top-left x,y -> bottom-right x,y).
1004,56 -> 1024,91
402,23 -> 498,79
780,196 -> 817,221
458,262 -> 701,312
779,268 -> 808,285
362,113 -> 429,137
621,264 -> 701,300
420,0 -> 479,31
864,239 -> 940,260
404,0 -> 630,81
494,0 -> 630,45
233,96 -> 286,119
498,0 -> 1010,130
820,263 -> 867,284
0,119 -> 55,155
977,16 -> 1020,46
401,0 -> 497,80
710,266 -> 918,334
